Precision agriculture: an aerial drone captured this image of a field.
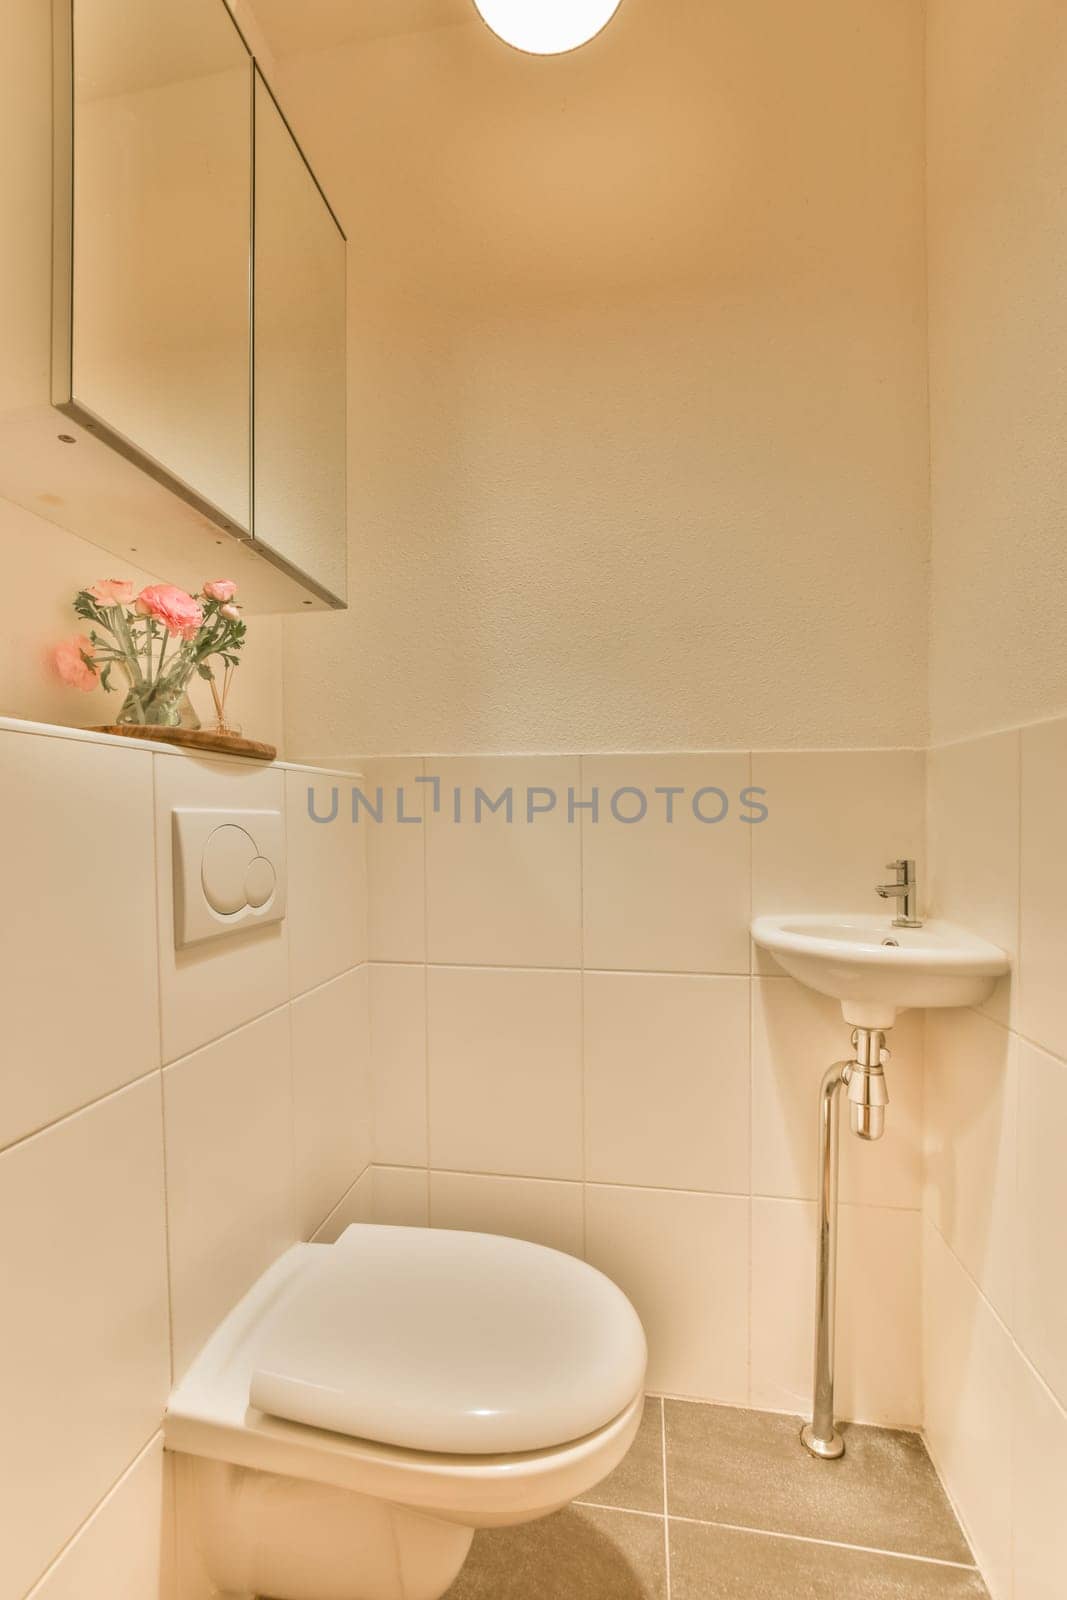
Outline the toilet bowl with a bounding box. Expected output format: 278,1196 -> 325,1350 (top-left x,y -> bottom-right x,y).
164,1224 -> 647,1600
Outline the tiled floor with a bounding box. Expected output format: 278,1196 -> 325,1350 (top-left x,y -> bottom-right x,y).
445,1400 -> 990,1598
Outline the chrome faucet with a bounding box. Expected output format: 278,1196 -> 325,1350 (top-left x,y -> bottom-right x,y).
876,859 -> 921,927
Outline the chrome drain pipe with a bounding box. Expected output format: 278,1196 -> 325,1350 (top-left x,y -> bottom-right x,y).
801,1028 -> 890,1462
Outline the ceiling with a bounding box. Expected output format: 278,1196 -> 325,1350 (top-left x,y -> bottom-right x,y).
259,0 -> 924,309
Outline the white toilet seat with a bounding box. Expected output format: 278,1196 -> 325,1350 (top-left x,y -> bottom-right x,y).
249,1224 -> 647,1455
164,1227 -> 648,1527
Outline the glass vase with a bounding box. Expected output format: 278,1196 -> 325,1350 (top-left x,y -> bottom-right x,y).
115,684 -> 200,731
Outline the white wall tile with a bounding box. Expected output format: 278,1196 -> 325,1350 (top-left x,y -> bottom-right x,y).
0,1079 -> 170,1600
163,1007 -> 297,1377
291,967 -> 372,1237
370,962 -> 428,1167
749,1196 -> 814,1419
751,751 -> 926,952
371,1165 -> 430,1226
750,1198 -> 921,1426
584,1184 -> 748,1402
835,1202 -> 922,1427
155,754 -> 289,1063
1020,717 -> 1067,1061
25,1438 -> 165,1600
285,770 -> 368,999
425,757 -> 581,968
1015,1040 -> 1067,1410
584,972 -> 749,1192
364,757 -> 427,964
924,1008 -> 1016,1325
0,730 -> 159,1150
751,977 -> 923,1208
581,754 -> 751,974
427,966 -> 583,1179
1013,1354 -> 1067,1600
928,732 -> 1019,1025
922,1221 -> 1014,1600
429,1171 -> 584,1257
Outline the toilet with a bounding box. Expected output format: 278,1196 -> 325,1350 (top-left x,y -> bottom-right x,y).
165,1224 -> 648,1600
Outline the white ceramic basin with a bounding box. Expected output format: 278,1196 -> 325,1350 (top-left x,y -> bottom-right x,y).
751,914 -> 1010,1029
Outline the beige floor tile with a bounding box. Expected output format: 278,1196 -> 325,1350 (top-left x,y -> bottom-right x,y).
579,1398 -> 665,1516
444,1505 -> 666,1599
669,1521 -> 988,1600
664,1403 -> 973,1564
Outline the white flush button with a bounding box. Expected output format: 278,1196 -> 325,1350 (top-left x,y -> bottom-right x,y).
202,825 -> 259,915
244,856 -> 277,909
172,807 -> 287,948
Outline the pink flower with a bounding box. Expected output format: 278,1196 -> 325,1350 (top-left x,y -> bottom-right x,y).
87,578 -> 134,607
220,603 -> 241,621
54,635 -> 99,692
203,580 -> 237,603
135,584 -> 204,640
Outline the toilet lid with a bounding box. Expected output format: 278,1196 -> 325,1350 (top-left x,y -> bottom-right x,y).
247,1225 -> 647,1456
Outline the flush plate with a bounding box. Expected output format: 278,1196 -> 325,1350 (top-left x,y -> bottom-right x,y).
172,807 -> 287,949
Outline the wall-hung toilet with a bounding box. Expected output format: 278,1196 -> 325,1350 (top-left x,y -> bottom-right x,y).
165,1224 -> 647,1600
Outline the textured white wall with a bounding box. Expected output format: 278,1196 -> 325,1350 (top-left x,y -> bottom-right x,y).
278,0 -> 931,758
927,0 -> 1067,745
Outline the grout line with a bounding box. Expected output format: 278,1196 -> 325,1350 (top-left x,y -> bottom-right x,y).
284,998 -> 300,1236
1015,734 -> 1024,1026
925,1216 -> 1067,1427
148,753 -> 179,1382
0,1065 -> 163,1159
159,996 -> 293,1075
23,1429 -> 164,1597
578,753 -> 588,1261
652,1391 -> 927,1438
745,792 -> 754,1409
415,960 -> 754,977
664,1516 -> 980,1572
660,1397 -> 672,1597
573,1501 -> 664,1520
919,1423 -> 988,1591
310,1162 -> 374,1240
421,757 -> 432,1222
575,1502 -> 979,1573
347,744 -> 931,759
156,1070 -> 177,1390
366,1164 -> 922,1218
290,961 -> 370,1008
961,1004 -> 1067,1071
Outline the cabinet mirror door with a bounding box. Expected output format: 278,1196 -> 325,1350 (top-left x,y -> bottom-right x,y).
63,0 -> 252,530
253,71 -> 347,605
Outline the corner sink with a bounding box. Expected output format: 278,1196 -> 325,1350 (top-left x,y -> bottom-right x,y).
751,913 -> 1010,1029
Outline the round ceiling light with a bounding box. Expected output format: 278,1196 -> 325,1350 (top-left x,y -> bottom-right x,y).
471,0 -> 624,55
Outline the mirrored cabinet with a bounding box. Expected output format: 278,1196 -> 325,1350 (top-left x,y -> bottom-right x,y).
0,0 -> 347,612
253,71 -> 347,605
